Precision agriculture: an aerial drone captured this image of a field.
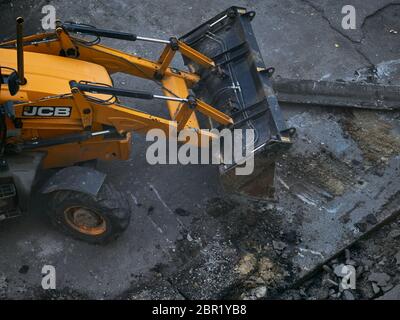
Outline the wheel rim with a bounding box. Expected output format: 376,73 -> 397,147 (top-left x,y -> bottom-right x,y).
64,206 -> 107,236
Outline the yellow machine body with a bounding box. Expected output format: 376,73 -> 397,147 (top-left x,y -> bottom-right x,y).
0,27 -> 231,169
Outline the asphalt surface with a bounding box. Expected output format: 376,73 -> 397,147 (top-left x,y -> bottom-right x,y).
0,0 -> 399,299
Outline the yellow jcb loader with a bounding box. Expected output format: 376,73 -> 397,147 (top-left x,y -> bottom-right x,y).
0,7 -> 292,243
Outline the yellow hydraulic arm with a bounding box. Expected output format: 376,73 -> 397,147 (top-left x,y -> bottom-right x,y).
0,19 -> 233,168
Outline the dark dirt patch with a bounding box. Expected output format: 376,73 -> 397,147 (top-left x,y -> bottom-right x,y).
165,197 -> 299,299
340,111 -> 400,164
120,275 -> 184,300
120,196 -> 298,300
32,287 -> 90,300
278,150 -> 356,197
278,215 -> 400,300
18,265 -> 30,275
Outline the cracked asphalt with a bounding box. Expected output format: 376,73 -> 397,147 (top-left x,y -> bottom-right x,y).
0,0 -> 400,299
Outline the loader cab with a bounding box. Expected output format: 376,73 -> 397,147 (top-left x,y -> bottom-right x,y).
0,17 -> 113,104
0,47 -> 114,105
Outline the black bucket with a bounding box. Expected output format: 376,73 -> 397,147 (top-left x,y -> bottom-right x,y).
180,6 -> 293,199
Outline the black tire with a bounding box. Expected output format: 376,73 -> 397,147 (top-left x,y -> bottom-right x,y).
46,182 -> 131,244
